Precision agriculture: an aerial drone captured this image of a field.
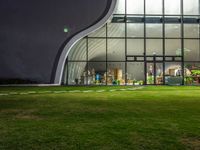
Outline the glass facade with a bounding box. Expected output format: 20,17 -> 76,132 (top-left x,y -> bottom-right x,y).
63,0 -> 200,86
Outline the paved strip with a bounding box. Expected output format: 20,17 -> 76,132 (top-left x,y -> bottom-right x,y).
83,90 -> 94,93
0,87 -> 144,96
96,90 -> 105,93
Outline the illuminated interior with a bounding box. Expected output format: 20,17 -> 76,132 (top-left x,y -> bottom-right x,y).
63,0 -> 200,85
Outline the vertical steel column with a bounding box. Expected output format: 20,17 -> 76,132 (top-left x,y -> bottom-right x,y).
86,36 -> 89,85
181,0 -> 185,85
162,0 -> 165,85
106,24 -> 108,85
125,0 -> 128,85
144,0 -> 147,85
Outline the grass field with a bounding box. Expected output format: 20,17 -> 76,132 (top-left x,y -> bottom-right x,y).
0,86 -> 200,150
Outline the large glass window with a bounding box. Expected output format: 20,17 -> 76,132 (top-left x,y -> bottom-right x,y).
146,39 -> 163,55
127,23 -> 144,37
88,62 -> 106,85
184,24 -> 199,38
165,39 -> 181,56
127,39 -> 144,55
127,0 -> 144,14
64,0 -> 200,86
165,62 -> 183,85
68,62 -> 87,85
114,0 -> 125,14
185,63 -> 200,85
165,24 -> 181,38
88,39 -> 106,61
107,62 -> 125,85
165,0 -> 181,15
108,23 -> 125,37
68,39 -> 87,61
127,62 -> 145,85
146,24 -> 163,38
108,39 -> 125,61
183,0 -> 200,15
146,0 -> 162,14
184,40 -> 200,61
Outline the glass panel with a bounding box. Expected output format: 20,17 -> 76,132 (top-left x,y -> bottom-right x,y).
68,39 -> 87,61
127,39 -> 144,55
165,24 -> 181,38
127,23 -> 144,37
68,62 -> 87,85
183,0 -> 199,15
127,0 -> 144,14
165,0 -> 181,15
156,63 -> 163,85
146,24 -> 163,37
108,39 -> 125,61
107,62 -> 125,85
146,0 -> 162,14
62,62 -> 68,85
88,25 -> 106,37
146,39 -> 163,55
185,63 -> 200,85
165,62 -> 183,85
107,23 -> 125,37
184,40 -> 200,61
127,62 -> 145,85
147,63 -> 155,84
88,39 -> 106,61
184,24 -> 199,38
88,62 -> 106,85
114,0 -> 125,14
165,39 -> 182,56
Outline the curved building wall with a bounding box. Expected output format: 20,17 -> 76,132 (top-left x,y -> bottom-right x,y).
0,0 -> 112,84
65,0 -> 200,86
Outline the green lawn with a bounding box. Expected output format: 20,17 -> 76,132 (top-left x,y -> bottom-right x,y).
0,86 -> 200,150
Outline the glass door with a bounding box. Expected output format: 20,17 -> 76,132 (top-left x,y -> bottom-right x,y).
146,63 -> 155,84
146,62 -> 163,85
155,63 -> 163,85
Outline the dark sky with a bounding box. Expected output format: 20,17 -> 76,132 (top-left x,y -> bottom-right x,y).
0,0 -> 110,83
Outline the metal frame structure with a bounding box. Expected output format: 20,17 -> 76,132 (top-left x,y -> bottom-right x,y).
64,0 -> 200,86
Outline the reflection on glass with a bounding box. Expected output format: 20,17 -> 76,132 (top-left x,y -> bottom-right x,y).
146,24 -> 162,37
184,24 -> 199,38
68,62 -> 87,85
127,39 -> 144,55
165,62 -> 183,85
114,0 -> 125,14
127,0 -> 144,14
183,0 -> 199,15
107,23 -> 125,37
165,39 -> 181,56
68,39 -> 87,61
88,39 -> 106,61
108,39 -> 125,61
146,39 -> 163,55
165,0 -> 181,14
184,40 -> 200,61
146,0 -> 162,14
127,23 -> 144,37
165,24 -> 181,38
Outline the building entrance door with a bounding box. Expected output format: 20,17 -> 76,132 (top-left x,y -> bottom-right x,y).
146,62 -> 163,85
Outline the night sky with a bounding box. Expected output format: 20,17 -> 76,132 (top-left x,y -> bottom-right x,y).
0,0 -> 110,83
